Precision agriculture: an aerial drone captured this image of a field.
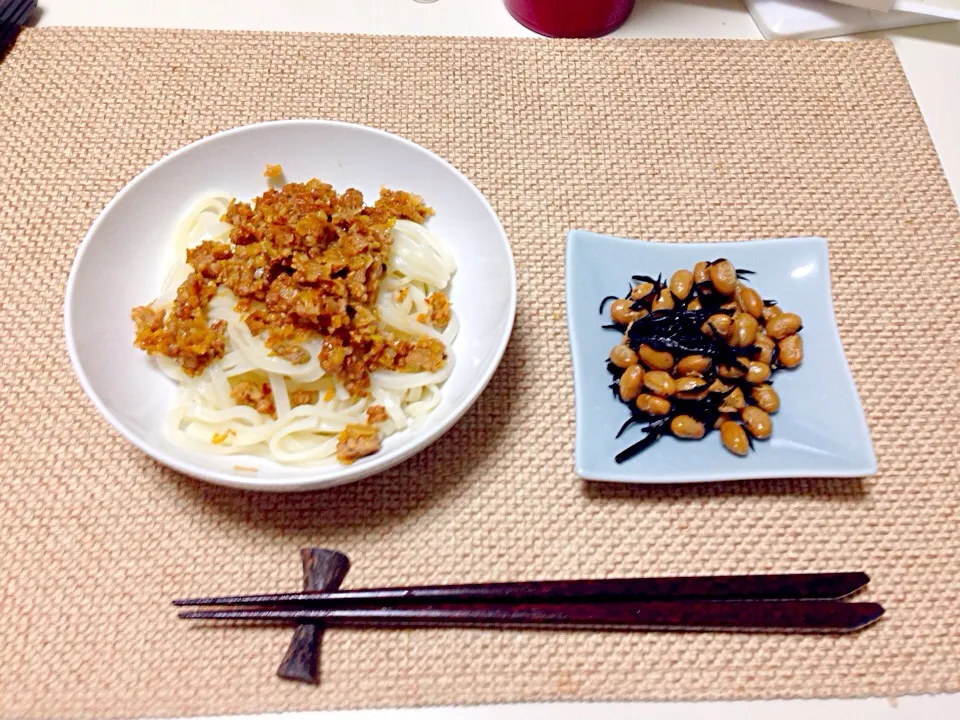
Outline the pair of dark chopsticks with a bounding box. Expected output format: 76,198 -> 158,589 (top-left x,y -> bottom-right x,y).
0,0 -> 35,54
176,571 -> 883,633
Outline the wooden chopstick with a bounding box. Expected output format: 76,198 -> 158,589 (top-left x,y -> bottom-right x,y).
174,572 -> 868,608
179,600 -> 884,633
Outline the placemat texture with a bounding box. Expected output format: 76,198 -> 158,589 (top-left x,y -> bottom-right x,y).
1,28 -> 959,719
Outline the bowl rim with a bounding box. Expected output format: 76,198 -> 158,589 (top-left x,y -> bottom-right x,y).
64,119 -> 517,492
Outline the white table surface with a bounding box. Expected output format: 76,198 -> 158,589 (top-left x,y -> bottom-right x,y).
32,1 -> 959,718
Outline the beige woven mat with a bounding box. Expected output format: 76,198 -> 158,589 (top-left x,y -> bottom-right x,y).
2,27 -> 960,719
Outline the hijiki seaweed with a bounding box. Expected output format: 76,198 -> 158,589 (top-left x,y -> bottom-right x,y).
600,259 -> 804,462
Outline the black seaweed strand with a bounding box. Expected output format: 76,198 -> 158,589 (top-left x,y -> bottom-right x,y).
614,418 -> 671,464
598,295 -> 620,314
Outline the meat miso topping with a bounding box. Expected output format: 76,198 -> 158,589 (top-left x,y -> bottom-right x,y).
133,181 -> 447,398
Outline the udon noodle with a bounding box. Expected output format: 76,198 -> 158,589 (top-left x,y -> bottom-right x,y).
136,187 -> 457,465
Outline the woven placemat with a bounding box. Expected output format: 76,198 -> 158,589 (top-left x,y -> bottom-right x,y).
2,27 -> 959,719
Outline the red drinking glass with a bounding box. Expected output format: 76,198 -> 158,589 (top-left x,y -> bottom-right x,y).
504,0 -> 636,38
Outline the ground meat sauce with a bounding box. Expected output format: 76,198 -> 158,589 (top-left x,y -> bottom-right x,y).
133,180 -> 451,465
426,291 -> 452,328
366,404 -> 389,424
131,274 -> 227,376
133,180 -> 448,398
337,424 -> 382,463
230,380 -> 276,417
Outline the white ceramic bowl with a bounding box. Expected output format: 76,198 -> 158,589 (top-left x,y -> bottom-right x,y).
65,120 -> 516,491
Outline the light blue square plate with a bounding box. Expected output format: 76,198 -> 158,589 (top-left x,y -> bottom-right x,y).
566,230 -> 877,484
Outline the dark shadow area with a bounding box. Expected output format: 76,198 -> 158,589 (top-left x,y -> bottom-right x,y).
168,334 -> 525,533
583,474 -> 867,502
0,6 -> 41,63
24,5 -> 42,27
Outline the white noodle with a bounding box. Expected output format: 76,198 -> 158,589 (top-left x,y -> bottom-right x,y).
146,192 -> 457,466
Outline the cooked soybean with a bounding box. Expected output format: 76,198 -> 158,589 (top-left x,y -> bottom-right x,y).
619,365 -> 644,402
676,354 -> 711,376
671,415 -> 706,439
651,288 -> 675,311
709,259 -> 738,295
643,370 -> 676,397
636,394 -> 671,416
751,384 -> 780,413
778,334 -> 803,368
742,406 -> 773,439
766,311 -> 802,340
745,361 -> 771,384
639,344 -> 675,371
669,269 -> 694,301
610,344 -> 638,369
720,421 -> 749,456
737,285 -> 764,318
732,312 -> 759,348
611,298 -> 645,325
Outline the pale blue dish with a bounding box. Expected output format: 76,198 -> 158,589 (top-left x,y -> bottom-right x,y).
566,230 -> 877,484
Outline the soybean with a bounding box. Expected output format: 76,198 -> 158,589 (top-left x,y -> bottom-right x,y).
703,314 -> 733,339
709,259 -> 738,295
742,406 -> 773,439
636,394 -> 671,416
675,376 -> 709,400
720,387 -> 746,412
709,379 -> 732,394
752,334 -> 775,365
671,415 -> 706,439
732,312 -> 759,348
618,365 -> 644,402
766,312 -> 802,340
676,354 -> 711,377
693,260 -> 710,286
630,281 -> 654,301
669,269 -> 694,301
610,299 -> 646,326
751,384 -> 780,413
778,334 -> 803,368
651,288 -> 675,311
745,361 -> 771,384
761,304 -> 782,323
720,421 -> 750,456
609,344 -> 638,369
604,259 -> 804,460
643,370 -> 676,397
718,362 -> 746,379
737,285 -> 764,318
639,344 -> 675,371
